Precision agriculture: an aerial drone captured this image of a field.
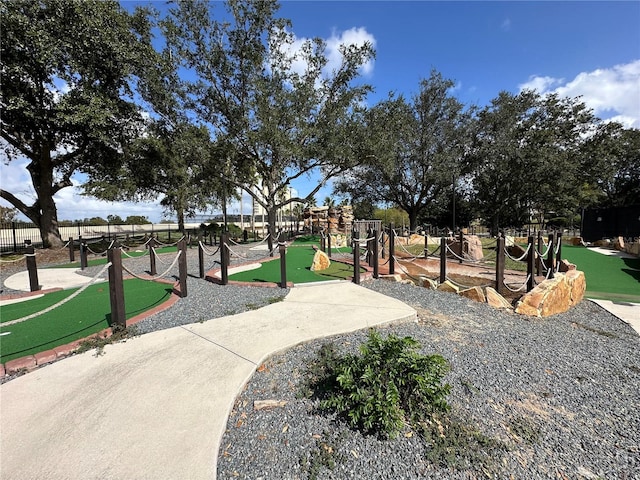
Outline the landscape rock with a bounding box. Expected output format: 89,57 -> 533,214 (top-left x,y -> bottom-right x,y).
418,276 -> 438,290
558,259 -> 577,272
515,271 -> 585,317
459,286 -> 486,303
569,237 -> 584,246
310,250 -> 330,271
614,236 -> 625,251
437,280 -> 459,294
465,235 -> 484,261
485,287 -> 513,310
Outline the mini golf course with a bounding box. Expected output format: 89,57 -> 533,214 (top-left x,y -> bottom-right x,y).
0,278 -> 172,363
56,245 -> 179,269
561,246 -> 640,303
228,237 -> 363,284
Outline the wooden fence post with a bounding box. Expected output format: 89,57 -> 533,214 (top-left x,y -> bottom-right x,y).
389,222 -> 395,275
372,229 -> 379,279
439,236 -> 446,284
220,232 -> 229,286
556,232 -> 563,272
148,236 -> 157,276
547,233 -> 555,279
527,236 -> 535,292
178,238 -> 187,298
327,232 -> 332,258
320,232 -> 326,252
279,243 -> 287,288
536,231 -> 543,276
381,230 -> 385,259
366,229 -> 373,266
69,237 -> 75,262
495,235 -> 505,294
424,234 -> 429,258
458,229 -> 464,264
198,236 -> 205,279
352,232 -> 360,285
107,247 -> 126,327
24,240 -> 40,292
80,240 -> 88,270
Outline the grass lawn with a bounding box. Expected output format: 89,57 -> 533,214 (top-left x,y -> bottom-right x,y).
0,279 -> 172,363
229,244 -> 362,284
561,246 -> 640,303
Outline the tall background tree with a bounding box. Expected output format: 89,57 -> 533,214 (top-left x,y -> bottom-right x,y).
336,71 -> 472,232
0,0 -> 152,247
163,0 -> 374,235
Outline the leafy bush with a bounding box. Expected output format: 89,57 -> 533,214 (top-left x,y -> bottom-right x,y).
316,330 -> 451,439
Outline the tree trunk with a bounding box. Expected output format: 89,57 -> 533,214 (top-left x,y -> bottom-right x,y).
39,199 -> 63,248
27,153 -> 64,248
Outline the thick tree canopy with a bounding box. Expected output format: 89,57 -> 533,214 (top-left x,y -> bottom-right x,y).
163,0 -> 374,232
0,0 -> 151,246
336,71 -> 472,232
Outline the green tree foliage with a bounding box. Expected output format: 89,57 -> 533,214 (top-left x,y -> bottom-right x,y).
469,90 -> 598,233
0,206 -> 18,224
336,71 -> 472,232
124,215 -> 150,225
0,0 -> 152,247
163,0 -> 374,236
580,124 -> 640,208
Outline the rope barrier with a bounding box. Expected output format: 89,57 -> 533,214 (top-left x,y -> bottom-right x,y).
0,255 -> 26,263
504,243 -> 531,262
198,241 -> 220,256
152,247 -> 172,265
503,275 -> 531,293
534,242 -> 551,258
153,235 -> 185,247
122,250 -> 182,280
2,262 -> 112,327
392,256 -> 424,284
444,274 -> 493,290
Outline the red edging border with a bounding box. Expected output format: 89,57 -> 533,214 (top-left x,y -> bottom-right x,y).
0,278 -> 181,378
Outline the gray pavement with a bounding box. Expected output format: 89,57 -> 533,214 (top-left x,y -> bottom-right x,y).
0,282 -> 416,480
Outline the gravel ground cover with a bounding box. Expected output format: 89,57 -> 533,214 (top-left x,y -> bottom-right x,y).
2,248 -> 639,478
217,281 -> 640,480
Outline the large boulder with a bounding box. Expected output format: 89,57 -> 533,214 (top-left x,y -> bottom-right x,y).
515,271 -> 585,317
459,286 -> 486,303
310,250 -> 331,271
465,235 -> 484,261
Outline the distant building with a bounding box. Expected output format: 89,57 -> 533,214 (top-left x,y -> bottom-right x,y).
582,205 -> 640,242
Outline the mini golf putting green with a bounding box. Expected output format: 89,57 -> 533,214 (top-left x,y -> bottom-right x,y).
229,243 -> 363,284
562,246 -> 640,303
0,279 -> 172,363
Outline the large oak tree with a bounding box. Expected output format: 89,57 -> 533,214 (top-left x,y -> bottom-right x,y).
1,0 -> 151,246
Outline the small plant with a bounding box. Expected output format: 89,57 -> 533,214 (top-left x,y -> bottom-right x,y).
76,325 -> 138,357
299,429 -> 347,480
312,329 -> 451,439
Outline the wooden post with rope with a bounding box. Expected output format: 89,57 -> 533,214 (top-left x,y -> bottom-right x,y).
389,222 -> 395,275
352,231 -> 360,285
547,233 -> 555,279
69,237 -> 75,262
372,229 -> 379,279
495,235 -> 505,294
279,243 -> 287,288
198,236 -> 205,279
220,232 -> 229,285
148,236 -> 157,276
107,246 -> 126,327
25,240 -> 40,292
178,238 -> 187,298
439,236 -> 446,284
527,236 -> 535,292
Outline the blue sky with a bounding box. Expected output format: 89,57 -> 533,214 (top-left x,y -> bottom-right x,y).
3,1 -> 639,223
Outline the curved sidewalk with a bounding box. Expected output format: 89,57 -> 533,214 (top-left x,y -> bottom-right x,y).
0,282 -> 416,480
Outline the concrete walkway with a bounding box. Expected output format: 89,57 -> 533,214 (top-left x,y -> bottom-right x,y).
0,282 -> 416,480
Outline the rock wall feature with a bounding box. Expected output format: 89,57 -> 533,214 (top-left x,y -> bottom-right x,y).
446,235 -> 484,261
515,271 -> 586,317
310,250 -> 331,271
304,205 -> 354,235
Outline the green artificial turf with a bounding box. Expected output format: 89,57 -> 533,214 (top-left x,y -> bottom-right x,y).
57,246 -> 179,268
561,245 -> 640,303
229,245 -> 363,284
0,279 -> 172,363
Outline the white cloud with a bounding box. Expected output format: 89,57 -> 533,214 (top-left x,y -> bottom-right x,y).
325,27 -> 376,76
519,60 -> 640,128
501,18 -> 512,32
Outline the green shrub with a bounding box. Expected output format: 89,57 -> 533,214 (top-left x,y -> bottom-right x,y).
316,329 -> 451,439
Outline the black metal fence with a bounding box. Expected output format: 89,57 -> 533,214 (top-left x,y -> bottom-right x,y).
0,222 -> 190,253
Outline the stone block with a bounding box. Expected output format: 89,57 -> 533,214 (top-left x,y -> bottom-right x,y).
459,286 -> 486,303
515,271 -> 585,317
558,259 -> 577,272
614,236 -> 625,251
5,356 -> 37,374
310,250 -> 331,271
465,235 -> 484,261
34,350 -> 57,366
418,276 -> 438,290
485,287 -> 513,310
437,280 -> 459,294
565,269 -> 586,305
